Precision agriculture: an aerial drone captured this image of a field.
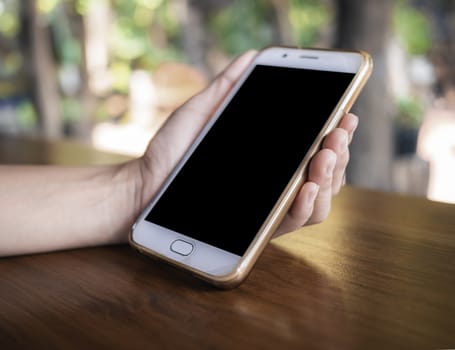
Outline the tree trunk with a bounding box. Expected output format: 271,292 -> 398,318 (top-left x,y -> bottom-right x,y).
27,1 -> 62,139
175,0 -> 233,77
335,0 -> 394,191
336,0 -> 393,190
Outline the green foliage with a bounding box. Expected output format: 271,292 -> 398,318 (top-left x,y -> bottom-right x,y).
109,61 -> 131,93
0,0 -> 333,133
107,0 -> 183,100
289,0 -> 330,47
49,3 -> 82,65
0,52 -> 22,79
110,0 -> 182,68
394,1 -> 432,55
37,0 -> 61,13
0,1 -> 20,38
17,99 -> 38,129
61,96 -> 83,122
74,0 -> 92,15
210,0 -> 330,55
210,0 -> 274,55
396,96 -> 425,128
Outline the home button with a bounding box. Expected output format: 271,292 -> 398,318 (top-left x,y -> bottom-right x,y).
170,239 -> 194,256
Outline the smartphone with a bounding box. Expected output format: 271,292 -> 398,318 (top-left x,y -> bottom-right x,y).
129,46 -> 372,288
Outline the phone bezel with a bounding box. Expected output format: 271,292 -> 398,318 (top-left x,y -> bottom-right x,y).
129,46 -> 373,288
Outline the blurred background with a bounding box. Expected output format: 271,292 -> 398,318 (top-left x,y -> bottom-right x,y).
1,0 -> 455,204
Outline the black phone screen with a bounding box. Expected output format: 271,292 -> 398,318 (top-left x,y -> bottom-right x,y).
146,65 -> 355,256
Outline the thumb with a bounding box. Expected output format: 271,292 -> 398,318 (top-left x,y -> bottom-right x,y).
183,50 -> 258,117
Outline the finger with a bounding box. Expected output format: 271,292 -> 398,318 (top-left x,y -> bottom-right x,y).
337,113 -> 359,143
306,148 -> 337,225
332,149 -> 349,194
323,128 -> 349,194
154,50 -> 257,153
273,181 -> 319,238
183,50 -> 258,117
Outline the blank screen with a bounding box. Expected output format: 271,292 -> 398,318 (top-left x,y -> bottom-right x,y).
146,65 -> 354,256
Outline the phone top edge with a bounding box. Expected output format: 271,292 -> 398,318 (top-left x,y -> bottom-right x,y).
256,46 -> 370,74
259,44 -> 369,56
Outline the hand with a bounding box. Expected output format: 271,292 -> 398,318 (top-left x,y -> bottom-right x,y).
137,50 -> 358,237
137,50 -> 259,209
273,112 -> 358,237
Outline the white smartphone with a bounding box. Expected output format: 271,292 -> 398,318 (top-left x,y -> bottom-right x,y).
130,46 -> 372,288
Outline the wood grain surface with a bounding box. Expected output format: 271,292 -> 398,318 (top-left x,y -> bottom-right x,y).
1,135 -> 454,349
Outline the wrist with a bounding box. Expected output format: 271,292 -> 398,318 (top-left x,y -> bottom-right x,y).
105,159 -> 144,242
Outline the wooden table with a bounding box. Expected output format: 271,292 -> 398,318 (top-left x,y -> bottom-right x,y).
1,135 -> 455,349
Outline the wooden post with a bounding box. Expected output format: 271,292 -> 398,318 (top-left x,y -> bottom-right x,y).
27,0 -> 62,139
335,0 -> 394,191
